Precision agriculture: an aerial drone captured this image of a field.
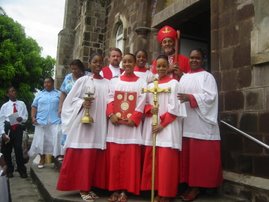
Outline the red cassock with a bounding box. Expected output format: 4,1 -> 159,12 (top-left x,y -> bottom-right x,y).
179,138 -> 223,187
105,73 -> 147,195
140,76 -> 186,197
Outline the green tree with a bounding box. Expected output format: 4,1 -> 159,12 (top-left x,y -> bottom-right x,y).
0,14 -> 55,106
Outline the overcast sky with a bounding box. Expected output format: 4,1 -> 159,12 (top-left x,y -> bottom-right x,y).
1,0 -> 65,58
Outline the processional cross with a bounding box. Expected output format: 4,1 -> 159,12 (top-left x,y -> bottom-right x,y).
142,78 -> 171,202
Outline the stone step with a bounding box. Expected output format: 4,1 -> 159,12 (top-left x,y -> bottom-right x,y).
30,163 -> 238,202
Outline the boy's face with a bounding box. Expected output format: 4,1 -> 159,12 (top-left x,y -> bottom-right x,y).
8,87 -> 17,99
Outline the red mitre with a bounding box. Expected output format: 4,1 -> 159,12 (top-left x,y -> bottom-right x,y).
157,25 -> 178,43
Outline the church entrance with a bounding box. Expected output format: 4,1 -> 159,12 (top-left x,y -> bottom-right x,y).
155,0 -> 211,70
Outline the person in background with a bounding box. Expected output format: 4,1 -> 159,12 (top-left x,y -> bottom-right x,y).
106,53 -> 146,202
58,59 -> 85,160
29,77 -> 61,169
141,55 -> 186,202
0,87 -> 28,178
0,152 -> 10,202
58,59 -> 85,115
177,49 -> 222,201
151,25 -> 190,81
100,47 -> 123,80
134,50 -> 155,83
57,53 -> 109,201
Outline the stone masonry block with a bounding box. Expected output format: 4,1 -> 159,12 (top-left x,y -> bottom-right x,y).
211,30 -> 219,51
266,87 -> 269,111
238,66 -> 252,88
254,194 -> 269,202
259,112 -> 269,133
234,153 -> 253,174
243,135 -> 264,154
233,43 -> 251,68
221,132 -> 243,153
83,32 -> 91,41
219,8 -> 236,28
240,113 -> 258,133
223,25 -> 239,48
236,3 -> 254,21
224,91 -> 244,110
239,18 -> 253,44
220,112 -> 238,126
245,89 -> 264,110
253,156 -> 269,178
221,70 -> 238,91
219,0 -> 236,14
220,47 -> 233,69
253,64 -> 269,87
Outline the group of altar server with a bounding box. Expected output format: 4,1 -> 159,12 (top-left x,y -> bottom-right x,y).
55,25 -> 222,202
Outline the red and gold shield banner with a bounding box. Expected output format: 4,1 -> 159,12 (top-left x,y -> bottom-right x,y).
114,91 -> 137,124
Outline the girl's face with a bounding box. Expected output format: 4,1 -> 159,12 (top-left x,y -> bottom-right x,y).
136,51 -> 147,68
90,55 -> 103,75
189,50 -> 203,70
71,65 -> 83,79
156,58 -> 169,78
122,54 -> 135,75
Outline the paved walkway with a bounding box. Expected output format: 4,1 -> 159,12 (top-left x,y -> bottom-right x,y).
29,162 -> 237,202
9,164 -> 44,202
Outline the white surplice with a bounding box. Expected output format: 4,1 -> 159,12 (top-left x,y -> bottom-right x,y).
61,75 -> 109,149
134,69 -> 155,84
106,76 -> 147,145
142,78 -> 187,150
178,70 -> 220,140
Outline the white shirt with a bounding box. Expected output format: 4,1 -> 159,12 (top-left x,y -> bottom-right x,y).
179,70 -> 220,140
100,64 -> 121,78
134,70 -> 155,84
0,100 -> 28,123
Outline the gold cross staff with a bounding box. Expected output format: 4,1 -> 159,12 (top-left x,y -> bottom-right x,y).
142,78 -> 171,202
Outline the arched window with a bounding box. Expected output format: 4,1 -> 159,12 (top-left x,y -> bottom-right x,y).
115,24 -> 124,53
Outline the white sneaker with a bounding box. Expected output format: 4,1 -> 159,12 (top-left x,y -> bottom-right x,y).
37,164 -> 44,169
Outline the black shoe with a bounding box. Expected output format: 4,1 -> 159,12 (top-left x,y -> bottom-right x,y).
7,173 -> 14,178
19,172 -> 28,178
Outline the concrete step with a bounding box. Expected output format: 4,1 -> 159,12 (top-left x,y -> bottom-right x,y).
30,163 -> 239,202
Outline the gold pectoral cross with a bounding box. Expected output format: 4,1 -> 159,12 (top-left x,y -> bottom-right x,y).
141,78 -> 171,202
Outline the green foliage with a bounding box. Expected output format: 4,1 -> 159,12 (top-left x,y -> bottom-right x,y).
0,15 -> 55,106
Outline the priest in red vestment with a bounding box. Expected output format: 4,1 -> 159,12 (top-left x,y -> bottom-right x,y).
151,25 -> 190,80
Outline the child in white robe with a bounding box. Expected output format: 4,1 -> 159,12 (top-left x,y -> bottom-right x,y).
106,53 -> 147,202
134,50 -> 155,83
141,55 -> 186,202
57,53 -> 109,201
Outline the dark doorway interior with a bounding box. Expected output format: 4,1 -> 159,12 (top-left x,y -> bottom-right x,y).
156,1 -> 211,70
